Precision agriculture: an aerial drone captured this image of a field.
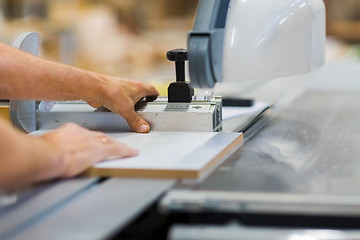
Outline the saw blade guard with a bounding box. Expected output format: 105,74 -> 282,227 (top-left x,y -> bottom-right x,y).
188,0 -> 326,88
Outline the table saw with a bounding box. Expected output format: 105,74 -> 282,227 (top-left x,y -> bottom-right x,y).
3,0 -> 360,239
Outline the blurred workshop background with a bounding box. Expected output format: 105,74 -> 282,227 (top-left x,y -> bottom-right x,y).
325,0 -> 360,60
0,0 -> 359,105
0,0 -> 198,87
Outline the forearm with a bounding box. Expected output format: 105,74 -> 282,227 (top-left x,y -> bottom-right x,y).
0,119 -> 64,189
0,42 -> 104,102
0,41 -> 159,132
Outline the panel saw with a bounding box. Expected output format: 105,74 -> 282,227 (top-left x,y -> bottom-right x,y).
10,0 -> 325,135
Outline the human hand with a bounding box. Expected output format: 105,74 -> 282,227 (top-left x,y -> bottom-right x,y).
86,75 -> 159,133
40,123 -> 138,178
0,42 -> 157,133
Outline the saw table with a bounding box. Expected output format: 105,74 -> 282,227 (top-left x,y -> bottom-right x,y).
2,60 -> 360,239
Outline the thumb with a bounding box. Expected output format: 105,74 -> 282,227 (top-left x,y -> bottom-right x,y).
123,110 -> 150,133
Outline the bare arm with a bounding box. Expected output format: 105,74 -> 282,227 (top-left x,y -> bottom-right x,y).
0,118 -> 138,189
0,42 -> 159,132
0,41 -> 159,189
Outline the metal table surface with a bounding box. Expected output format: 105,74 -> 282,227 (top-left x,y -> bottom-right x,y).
0,178 -> 176,240
169,225 -> 360,240
198,90 -> 360,195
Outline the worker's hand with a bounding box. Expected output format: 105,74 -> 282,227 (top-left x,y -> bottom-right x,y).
40,123 -> 138,178
86,75 -> 159,133
0,42 -> 158,133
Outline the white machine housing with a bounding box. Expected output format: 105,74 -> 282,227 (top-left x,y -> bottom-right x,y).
223,0 -> 326,83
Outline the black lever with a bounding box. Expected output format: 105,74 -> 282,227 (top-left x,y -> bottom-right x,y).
167,49 -> 194,103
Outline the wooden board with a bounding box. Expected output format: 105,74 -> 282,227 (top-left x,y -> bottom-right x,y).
85,132 -> 243,179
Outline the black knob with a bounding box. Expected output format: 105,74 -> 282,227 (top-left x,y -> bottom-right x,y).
166,48 -> 194,103
167,48 -> 188,62
167,49 -> 188,82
